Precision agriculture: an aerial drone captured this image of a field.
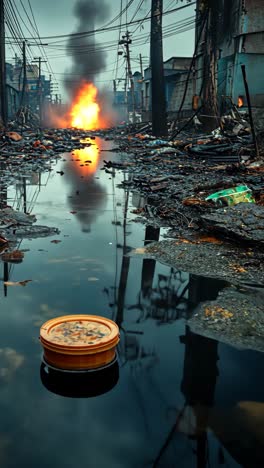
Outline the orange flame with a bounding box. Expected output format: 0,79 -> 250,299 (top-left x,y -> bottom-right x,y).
70,83 -> 102,130
237,96 -> 244,108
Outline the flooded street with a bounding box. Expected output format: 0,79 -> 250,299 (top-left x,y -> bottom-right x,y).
0,138 -> 264,468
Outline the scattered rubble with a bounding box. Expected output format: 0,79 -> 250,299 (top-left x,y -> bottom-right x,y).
0,207 -> 59,241
140,239 -> 264,286
100,114 -> 264,256
200,203 -> 264,248
188,286 -> 264,352
0,127 -> 100,190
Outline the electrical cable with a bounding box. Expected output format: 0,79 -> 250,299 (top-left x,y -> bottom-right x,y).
5,2 -> 196,41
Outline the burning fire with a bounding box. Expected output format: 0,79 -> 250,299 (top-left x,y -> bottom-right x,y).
70,83 -> 102,130
237,96 -> 244,108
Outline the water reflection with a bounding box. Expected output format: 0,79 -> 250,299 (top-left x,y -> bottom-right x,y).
73,144 -> 99,176
108,207 -> 263,467
64,142 -> 107,233
0,139 -> 263,467
40,358 -> 119,398
0,166 -> 43,297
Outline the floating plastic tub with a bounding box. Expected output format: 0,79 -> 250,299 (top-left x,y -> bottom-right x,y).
40,315 -> 120,371
205,185 -> 255,206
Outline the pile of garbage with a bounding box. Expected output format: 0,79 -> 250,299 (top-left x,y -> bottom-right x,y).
0,127 -> 100,190
1,128 -> 97,158
102,117 -> 264,248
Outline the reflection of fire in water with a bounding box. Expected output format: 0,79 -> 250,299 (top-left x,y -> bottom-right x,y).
73,144 -> 99,176
64,139 -> 106,233
70,83 -> 104,130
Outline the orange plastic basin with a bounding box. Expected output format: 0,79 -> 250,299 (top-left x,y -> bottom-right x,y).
40,315 -> 120,370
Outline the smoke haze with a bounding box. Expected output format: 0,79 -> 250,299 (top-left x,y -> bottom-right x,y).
64,0 -> 110,96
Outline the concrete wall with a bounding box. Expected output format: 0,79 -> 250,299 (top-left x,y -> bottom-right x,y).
242,0 -> 264,34
232,53 -> 264,107
218,53 -> 264,109
164,57 -> 192,71
244,32 -> 264,53
167,74 -> 194,113
218,0 -> 241,58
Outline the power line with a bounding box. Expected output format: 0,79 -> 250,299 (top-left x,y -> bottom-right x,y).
27,0 -> 59,86
9,16 -> 196,58
5,2 -> 196,41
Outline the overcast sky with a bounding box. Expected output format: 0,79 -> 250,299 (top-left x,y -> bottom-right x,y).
6,0 -> 195,100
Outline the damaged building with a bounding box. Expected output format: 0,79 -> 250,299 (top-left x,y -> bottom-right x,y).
142,0 -> 264,123
143,57 -> 194,120
196,0 -> 264,121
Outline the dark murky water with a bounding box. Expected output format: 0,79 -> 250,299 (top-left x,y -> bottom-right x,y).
0,138 -> 263,468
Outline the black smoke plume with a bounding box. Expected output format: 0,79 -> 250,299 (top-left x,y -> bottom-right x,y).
65,0 -> 110,96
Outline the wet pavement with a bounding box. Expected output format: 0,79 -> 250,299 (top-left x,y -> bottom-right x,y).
0,138 -> 263,468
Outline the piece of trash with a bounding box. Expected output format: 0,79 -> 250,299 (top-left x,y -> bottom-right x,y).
1,250 -> 24,263
6,131 -> 23,141
88,277 -> 99,282
39,315 -> 120,370
230,264 -> 247,274
182,197 -> 210,207
0,235 -> 8,246
50,240 -> 61,244
204,306 -> 233,319
134,247 -> 146,254
4,280 -> 32,287
205,185 -> 255,206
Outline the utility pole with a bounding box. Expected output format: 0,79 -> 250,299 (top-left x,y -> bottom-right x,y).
199,0 -> 221,131
139,53 -> 144,115
150,0 -> 167,137
20,41 -> 27,109
119,32 -> 136,124
32,57 -> 47,126
113,79 -> 117,106
0,0 -> 7,127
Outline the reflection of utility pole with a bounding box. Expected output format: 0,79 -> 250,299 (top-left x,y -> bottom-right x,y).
23,178 -> 27,214
116,186 -> 130,326
150,0 -> 167,136
119,32 -> 136,124
154,327 -> 219,466
3,262 -> 8,297
32,57 -> 47,126
141,226 -> 160,296
180,327 -> 219,468
0,0 -> 7,126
